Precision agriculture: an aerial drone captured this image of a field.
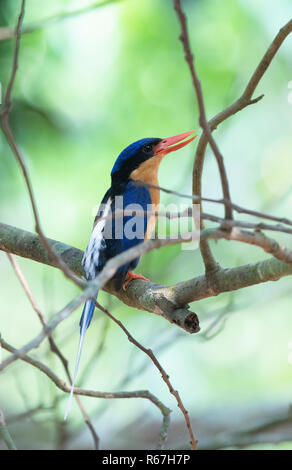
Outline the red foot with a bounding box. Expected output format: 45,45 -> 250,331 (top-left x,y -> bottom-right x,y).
122,271 -> 150,290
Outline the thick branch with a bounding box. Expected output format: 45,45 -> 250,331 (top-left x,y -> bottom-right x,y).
1,223 -> 292,329
0,222 -> 199,333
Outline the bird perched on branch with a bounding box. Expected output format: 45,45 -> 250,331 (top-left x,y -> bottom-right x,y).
65,130 -> 196,417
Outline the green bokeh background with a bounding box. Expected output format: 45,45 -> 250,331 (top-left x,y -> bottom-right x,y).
0,0 -> 291,450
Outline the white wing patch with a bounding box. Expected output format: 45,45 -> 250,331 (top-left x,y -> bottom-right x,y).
82,197 -> 112,280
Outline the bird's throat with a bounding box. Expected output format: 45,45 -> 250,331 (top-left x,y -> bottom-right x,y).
130,156 -> 163,240
130,155 -> 162,207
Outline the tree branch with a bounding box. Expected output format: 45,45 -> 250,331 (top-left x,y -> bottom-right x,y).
0,337 -> 171,450
173,0 -> 233,274
136,180 -> 292,228
194,17 -> 292,197
184,8 -> 291,273
200,409 -> 292,450
1,222 -> 292,332
94,300 -> 197,449
173,0 -> 233,222
0,409 -> 17,450
6,253 -> 100,450
0,0 -> 123,42
0,0 -> 83,289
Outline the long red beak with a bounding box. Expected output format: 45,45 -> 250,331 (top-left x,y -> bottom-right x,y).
154,130 -> 196,156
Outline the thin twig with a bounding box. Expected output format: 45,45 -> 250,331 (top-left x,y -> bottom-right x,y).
86,205 -> 292,236
0,0 -> 83,288
0,0 -> 123,41
0,409 -> 17,450
201,213 -> 292,236
0,289 -> 89,371
6,253 -> 99,449
94,300 -> 198,450
0,337 -> 171,449
134,180 -> 292,228
173,0 -> 234,274
173,0 -> 233,222
5,404 -> 54,425
192,17 -> 292,270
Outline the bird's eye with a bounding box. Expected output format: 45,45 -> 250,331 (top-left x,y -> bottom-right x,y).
143,144 -> 153,154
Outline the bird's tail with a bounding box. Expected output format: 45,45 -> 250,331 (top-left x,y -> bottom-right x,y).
64,292 -> 98,419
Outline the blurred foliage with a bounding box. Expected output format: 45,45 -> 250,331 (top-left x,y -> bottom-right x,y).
0,0 -> 292,450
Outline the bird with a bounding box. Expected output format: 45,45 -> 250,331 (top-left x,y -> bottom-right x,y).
64,130 -> 196,418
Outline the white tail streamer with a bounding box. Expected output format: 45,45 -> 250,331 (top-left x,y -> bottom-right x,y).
64,298 -> 96,420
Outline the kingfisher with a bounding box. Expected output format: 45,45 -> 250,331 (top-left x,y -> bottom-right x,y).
64,130 -> 196,417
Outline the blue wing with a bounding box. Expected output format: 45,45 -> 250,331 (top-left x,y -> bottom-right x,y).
110,181 -> 152,290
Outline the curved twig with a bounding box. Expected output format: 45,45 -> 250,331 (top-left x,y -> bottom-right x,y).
0,338 -> 171,450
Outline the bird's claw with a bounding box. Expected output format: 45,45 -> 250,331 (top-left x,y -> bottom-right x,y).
122,271 -> 150,290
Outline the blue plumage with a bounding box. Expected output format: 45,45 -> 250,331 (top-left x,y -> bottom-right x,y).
113,180 -> 152,289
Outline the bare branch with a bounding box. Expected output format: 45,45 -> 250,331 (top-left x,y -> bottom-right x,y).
135,180 -> 292,228
93,300 -> 197,450
0,409 -> 17,450
173,0 -> 233,221
173,5 -> 292,273
0,0 -> 82,289
0,0 -> 123,41
6,253 -> 99,450
1,222 -> 292,333
195,17 -> 292,189
201,213 -> 292,236
1,0 -> 25,114
0,337 -> 171,449
173,0 -> 234,274
192,17 -> 292,271
0,222 -> 199,333
0,289 -> 89,371
200,409 -> 292,450
5,404 -> 54,425
69,202 -> 292,236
